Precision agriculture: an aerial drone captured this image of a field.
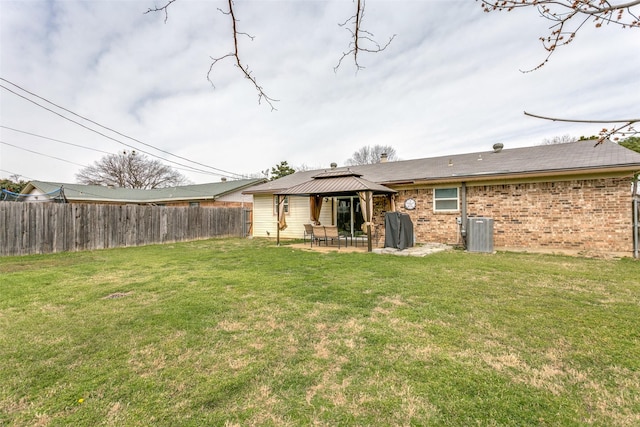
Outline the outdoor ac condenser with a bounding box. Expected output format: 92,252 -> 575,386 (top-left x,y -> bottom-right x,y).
467,217 -> 494,253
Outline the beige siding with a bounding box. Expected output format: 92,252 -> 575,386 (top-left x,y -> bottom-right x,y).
252,195 -> 333,239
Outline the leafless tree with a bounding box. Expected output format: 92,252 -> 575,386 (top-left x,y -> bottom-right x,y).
540,134 -> 578,145
478,1 -> 640,142
346,145 -> 397,165
76,151 -> 190,189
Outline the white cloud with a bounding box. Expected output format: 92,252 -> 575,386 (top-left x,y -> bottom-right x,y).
1,0 -> 639,184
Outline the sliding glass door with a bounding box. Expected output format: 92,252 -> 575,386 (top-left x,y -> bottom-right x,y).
336,196 -> 364,237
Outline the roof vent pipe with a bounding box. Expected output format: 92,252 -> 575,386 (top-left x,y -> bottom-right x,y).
493,143 -> 504,153
221,177 -> 227,182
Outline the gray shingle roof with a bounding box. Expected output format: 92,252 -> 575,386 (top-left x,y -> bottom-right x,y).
246,140 -> 640,194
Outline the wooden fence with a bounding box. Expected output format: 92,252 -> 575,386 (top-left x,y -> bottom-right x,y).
0,202 -> 248,256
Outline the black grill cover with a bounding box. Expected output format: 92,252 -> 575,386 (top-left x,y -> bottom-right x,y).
384,212 -> 414,250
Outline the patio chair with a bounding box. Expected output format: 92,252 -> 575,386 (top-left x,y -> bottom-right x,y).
303,224 -> 314,244
312,225 -> 327,247
323,226 -> 342,248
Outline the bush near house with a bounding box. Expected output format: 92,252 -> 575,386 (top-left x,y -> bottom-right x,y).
1,239 -> 639,426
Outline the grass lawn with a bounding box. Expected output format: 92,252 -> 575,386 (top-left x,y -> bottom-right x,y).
1,238 -> 639,426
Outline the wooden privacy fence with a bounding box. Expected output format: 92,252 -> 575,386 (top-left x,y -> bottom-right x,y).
0,202 -> 248,256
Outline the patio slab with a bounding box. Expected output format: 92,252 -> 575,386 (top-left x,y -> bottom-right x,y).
289,242 -> 452,256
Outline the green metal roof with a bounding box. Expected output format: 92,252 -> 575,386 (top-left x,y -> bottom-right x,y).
22,179 -> 266,203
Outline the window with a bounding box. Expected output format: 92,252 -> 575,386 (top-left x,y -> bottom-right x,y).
434,187 -> 459,212
273,196 -> 289,215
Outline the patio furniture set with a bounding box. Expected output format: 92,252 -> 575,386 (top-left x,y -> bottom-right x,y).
303,224 -> 378,248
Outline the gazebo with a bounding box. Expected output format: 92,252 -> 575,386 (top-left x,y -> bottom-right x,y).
274,169 -> 397,251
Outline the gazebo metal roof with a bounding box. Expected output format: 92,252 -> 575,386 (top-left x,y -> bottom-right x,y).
274,170 -> 396,196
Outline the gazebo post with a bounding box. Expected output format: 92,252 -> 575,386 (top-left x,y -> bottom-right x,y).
276,195 -> 280,246
365,191 -> 373,252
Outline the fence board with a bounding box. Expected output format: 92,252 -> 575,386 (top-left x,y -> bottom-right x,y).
0,203 -> 247,256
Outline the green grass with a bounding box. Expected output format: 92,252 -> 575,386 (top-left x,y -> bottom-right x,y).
1,238 -> 639,426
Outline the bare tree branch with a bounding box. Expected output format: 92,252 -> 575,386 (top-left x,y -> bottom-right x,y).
524,111 -> 639,144
477,0 -> 640,71
335,0 -> 396,72
144,0 -> 178,23
208,0 -> 278,110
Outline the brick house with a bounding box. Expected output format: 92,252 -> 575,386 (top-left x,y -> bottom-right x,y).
245,140 -> 640,257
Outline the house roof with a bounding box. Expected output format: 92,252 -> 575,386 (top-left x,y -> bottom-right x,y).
21,178 -> 266,203
274,170 -> 396,196
245,140 -> 640,194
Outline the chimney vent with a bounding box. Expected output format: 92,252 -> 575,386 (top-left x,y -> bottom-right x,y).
380,153 -> 388,163
330,162 -> 337,169
493,143 -> 504,153
221,177 -> 227,182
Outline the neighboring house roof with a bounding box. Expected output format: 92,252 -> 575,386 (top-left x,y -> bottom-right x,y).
21,178 -> 266,203
245,141 -> 640,194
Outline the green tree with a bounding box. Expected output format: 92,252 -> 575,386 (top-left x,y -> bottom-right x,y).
76,151 -> 190,189
620,136 -> 640,154
619,136 -> 640,195
270,161 -> 296,181
0,176 -> 28,193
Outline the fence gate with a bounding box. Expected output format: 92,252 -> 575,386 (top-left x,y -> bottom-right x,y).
242,208 -> 253,237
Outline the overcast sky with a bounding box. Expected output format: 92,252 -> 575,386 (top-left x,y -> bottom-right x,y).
1,0 -> 639,184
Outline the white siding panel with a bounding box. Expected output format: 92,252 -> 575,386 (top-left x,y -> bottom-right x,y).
252,195 -> 335,239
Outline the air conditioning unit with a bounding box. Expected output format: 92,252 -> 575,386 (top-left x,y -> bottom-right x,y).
467,217 -> 494,253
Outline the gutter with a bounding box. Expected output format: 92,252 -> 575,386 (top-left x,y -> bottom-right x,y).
380,166 -> 640,187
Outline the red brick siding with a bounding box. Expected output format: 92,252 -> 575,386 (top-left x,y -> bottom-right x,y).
376,177 -> 634,254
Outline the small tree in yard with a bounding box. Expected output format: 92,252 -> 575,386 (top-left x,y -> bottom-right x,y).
270,161 -> 296,181
0,175 -> 28,193
76,151 -> 190,189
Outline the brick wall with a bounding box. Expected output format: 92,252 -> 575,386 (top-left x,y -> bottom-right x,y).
379,177 -> 635,254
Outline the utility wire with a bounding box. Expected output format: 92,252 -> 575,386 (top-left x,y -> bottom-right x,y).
1,125 -> 112,155
1,140 -> 88,168
0,126 -> 224,179
0,78 -> 245,178
0,169 -> 34,181
0,83 -> 229,179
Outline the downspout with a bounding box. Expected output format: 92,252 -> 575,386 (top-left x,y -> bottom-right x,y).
460,182 -> 467,248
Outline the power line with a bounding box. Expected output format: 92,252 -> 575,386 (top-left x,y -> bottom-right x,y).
0,126 -> 236,179
1,125 -> 112,155
0,78 -> 245,178
0,83 -> 225,178
0,169 -> 34,181
1,140 -> 88,168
